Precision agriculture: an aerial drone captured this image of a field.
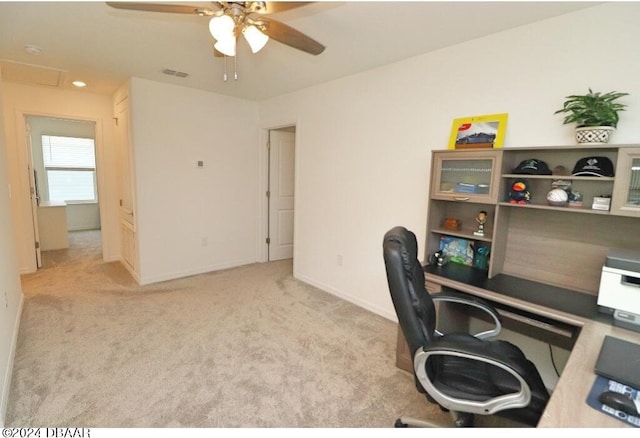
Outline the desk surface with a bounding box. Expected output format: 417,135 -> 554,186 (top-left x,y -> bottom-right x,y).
538,321 -> 640,428
424,265 -> 640,428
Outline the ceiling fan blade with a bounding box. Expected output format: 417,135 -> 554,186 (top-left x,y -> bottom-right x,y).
105,2 -> 219,16
260,2 -> 314,14
260,18 -> 325,55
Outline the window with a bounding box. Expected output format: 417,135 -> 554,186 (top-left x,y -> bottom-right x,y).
42,135 -> 97,202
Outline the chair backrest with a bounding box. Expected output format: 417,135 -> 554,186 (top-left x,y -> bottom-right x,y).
383,226 -> 436,360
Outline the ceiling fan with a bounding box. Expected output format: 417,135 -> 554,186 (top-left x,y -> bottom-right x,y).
105,1 -> 326,57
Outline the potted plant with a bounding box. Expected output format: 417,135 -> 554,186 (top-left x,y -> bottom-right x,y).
554,88 -> 629,144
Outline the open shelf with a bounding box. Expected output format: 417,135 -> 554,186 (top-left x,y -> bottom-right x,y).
431,227 -> 493,242
502,174 -> 615,182
498,202 -> 611,215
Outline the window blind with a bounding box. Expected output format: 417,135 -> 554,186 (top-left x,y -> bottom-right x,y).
42,135 -> 97,202
42,135 -> 95,169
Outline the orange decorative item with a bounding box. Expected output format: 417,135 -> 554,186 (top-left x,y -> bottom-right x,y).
444,218 -> 461,231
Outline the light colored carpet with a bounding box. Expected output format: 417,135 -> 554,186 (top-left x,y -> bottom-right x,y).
6,231 -> 519,428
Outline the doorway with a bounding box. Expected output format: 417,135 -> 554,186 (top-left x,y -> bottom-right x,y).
267,126 -> 296,261
25,115 -> 102,268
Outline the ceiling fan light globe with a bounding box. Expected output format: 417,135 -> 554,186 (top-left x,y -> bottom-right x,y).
214,37 -> 236,57
209,15 -> 235,41
242,25 -> 269,53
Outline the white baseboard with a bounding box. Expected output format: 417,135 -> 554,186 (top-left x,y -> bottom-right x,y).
294,272 -> 397,322
0,292 -> 24,427
119,258 -> 141,284
67,226 -> 101,232
138,257 -> 258,285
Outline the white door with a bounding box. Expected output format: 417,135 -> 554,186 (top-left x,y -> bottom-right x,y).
115,96 -> 135,226
268,129 -> 295,261
115,95 -> 137,272
25,122 -> 42,268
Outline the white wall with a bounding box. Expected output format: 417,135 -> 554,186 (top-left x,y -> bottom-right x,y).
0,67 -> 24,426
259,3 -> 640,320
129,78 -> 260,284
1,83 -> 118,272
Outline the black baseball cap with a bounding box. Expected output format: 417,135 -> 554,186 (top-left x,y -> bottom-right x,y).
513,159 -> 552,175
572,156 -> 615,177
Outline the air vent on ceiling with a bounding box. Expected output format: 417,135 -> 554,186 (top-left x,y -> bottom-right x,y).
162,69 -> 189,78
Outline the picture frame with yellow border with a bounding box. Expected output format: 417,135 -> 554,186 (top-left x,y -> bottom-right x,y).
447,113 -> 508,149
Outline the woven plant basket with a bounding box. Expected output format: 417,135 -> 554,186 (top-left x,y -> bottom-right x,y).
575,126 -> 615,144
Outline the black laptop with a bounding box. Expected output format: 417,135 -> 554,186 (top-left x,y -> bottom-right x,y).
594,336 -> 640,390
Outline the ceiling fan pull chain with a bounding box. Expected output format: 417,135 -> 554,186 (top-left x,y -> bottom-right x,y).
234,52 -> 238,81
223,55 -> 228,82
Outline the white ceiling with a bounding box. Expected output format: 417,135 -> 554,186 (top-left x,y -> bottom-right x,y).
0,1 -> 600,101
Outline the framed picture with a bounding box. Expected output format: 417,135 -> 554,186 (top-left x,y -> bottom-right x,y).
447,113 -> 508,150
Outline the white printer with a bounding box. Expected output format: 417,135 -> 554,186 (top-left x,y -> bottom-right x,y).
598,248 -> 640,332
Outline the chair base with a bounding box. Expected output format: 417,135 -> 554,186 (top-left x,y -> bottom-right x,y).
394,411 -> 474,428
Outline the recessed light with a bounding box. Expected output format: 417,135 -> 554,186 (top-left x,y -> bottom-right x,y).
72,81 -> 87,88
24,45 -> 43,55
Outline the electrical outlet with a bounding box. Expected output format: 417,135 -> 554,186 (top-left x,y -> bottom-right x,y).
337,254 -> 343,266
201,237 -> 208,247
3,291 -> 8,309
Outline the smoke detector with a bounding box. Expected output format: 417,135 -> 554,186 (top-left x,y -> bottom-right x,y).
24,45 -> 43,56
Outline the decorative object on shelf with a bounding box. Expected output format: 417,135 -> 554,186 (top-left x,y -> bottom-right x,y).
508,179 -> 531,204
443,217 -> 461,231
550,180 -> 574,207
512,159 -> 552,175
547,188 -> 569,206
572,156 -> 615,177
428,250 -> 448,267
448,113 -> 508,150
551,179 -> 572,194
592,195 -> 612,211
568,191 -> 583,208
474,210 -> 488,236
554,88 -> 629,144
439,236 -> 474,266
553,165 -> 569,176
575,127 -> 615,144
471,243 -> 491,270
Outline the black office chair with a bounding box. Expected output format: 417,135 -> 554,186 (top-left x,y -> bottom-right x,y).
382,226 -> 550,427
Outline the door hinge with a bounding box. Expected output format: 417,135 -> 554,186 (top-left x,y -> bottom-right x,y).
266,190 -> 271,198
35,241 -> 40,249
266,237 -> 271,245
266,140 -> 271,150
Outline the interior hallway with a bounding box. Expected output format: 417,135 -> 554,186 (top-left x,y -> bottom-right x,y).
40,229 -> 103,269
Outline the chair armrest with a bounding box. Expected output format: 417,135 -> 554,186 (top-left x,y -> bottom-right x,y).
431,290 -> 502,339
413,340 -> 532,416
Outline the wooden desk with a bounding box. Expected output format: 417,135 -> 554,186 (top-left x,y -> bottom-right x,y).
538,320 -> 640,427
415,263 -> 640,428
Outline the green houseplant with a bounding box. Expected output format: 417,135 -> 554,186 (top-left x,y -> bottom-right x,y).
554,88 -> 629,144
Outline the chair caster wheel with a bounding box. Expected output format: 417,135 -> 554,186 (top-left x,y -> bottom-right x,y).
453,412 -> 474,427
394,419 -> 408,428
